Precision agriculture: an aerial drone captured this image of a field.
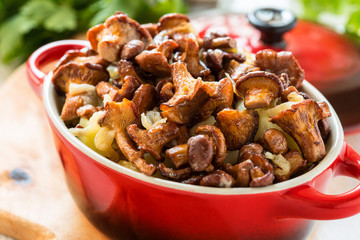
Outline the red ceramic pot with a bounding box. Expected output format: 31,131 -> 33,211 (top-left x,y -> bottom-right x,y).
27,40 -> 360,240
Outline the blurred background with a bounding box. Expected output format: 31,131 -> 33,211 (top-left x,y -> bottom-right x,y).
0,0 -> 359,131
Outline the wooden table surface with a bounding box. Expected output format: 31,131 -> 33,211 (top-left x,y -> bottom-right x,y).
0,65 -> 359,240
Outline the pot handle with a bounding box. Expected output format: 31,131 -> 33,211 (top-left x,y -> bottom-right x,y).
26,40 -> 89,98
281,141 -> 360,220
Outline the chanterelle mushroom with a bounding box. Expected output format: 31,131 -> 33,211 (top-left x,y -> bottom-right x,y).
99,99 -> 156,175
127,122 -> 180,161
178,38 -> 210,78
195,125 -> 227,168
135,40 -> 178,77
96,76 -> 140,102
215,108 -> 259,150
160,62 -> 209,124
52,51 -> 109,94
235,71 -> 284,109
87,12 -> 152,62
255,49 -> 304,88
155,13 -> 199,51
270,99 -> 331,163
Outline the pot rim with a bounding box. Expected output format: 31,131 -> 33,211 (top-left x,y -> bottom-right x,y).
43,70 -> 344,195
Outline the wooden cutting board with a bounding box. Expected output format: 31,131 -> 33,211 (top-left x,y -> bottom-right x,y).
0,65 -> 109,240
0,65 -> 359,240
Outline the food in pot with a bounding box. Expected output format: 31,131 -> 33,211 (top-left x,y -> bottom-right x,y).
52,12 -> 331,188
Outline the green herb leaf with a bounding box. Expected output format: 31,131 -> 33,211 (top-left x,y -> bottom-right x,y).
44,5 -> 77,32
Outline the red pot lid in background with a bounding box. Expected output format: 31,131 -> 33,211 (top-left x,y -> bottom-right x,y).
192,10 -> 360,133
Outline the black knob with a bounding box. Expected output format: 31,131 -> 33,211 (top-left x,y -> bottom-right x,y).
248,8 -> 297,49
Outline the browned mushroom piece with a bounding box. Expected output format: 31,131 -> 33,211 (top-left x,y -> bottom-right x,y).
255,49 -> 304,88
141,23 -> 159,38
166,144 -> 189,168
249,167 -> 274,187
238,143 -> 263,159
181,174 -> 204,185
155,13 -> 199,51
52,60 -> 109,94
132,84 -> 158,115
158,163 -> 192,180
120,40 -> 145,60
278,73 -> 290,89
96,76 -> 140,102
238,143 -> 274,174
159,82 -> 174,103
98,99 -> 156,175
205,49 -> 224,73
223,160 -> 254,187
160,62 -> 209,124
127,122 -> 180,161
117,60 -> 147,85
53,49 -> 109,73
135,40 -> 178,77
199,170 -> 235,188
195,125 -> 227,168
281,86 -> 299,102
178,38 -> 210,78
275,150 -> 307,182
318,118 -> 330,141
198,77 -> 234,122
174,125 -> 191,145
215,108 -> 259,150
261,129 -> 288,155
61,95 -> 84,122
235,71 -> 284,109
187,135 -> 214,172
87,13 -> 152,62
225,60 -> 260,83
203,31 -> 237,50
270,99 -> 331,163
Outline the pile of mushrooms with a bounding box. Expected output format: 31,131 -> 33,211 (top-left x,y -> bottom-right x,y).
52,12 -> 331,187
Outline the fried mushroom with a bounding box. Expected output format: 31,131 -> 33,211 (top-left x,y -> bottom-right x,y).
160,62 -> 209,124
99,99 -> 156,175
87,13 -> 152,62
235,71 -> 284,109
195,125 -> 227,168
166,144 -> 189,168
135,40 -> 178,77
261,129 -> 288,155
199,170 -> 235,188
178,38 -> 210,78
255,49 -> 304,88
127,122 -> 180,161
215,108 -> 259,150
96,76 -> 140,102
155,13 -> 199,51
52,59 -> 109,94
132,84 -> 159,115
158,163 -> 192,180
270,99 -> 331,162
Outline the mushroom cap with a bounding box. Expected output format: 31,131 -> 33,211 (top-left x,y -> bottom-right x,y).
158,13 -> 190,31
255,49 -> 304,88
269,99 -> 329,163
87,13 -> 153,62
52,62 -> 109,94
215,108 -> 259,150
135,40 -> 178,77
195,125 -> 227,168
235,71 -> 284,109
160,62 -> 208,124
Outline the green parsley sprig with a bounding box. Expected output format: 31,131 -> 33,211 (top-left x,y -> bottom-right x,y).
0,0 -> 187,64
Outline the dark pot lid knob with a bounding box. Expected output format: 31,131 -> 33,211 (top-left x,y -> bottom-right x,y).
248,8 -> 297,48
